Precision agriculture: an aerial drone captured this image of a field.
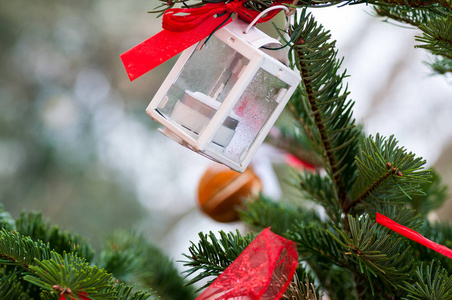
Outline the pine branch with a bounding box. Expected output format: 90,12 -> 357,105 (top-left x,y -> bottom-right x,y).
410,169 -> 448,215
38,285 -> 156,300
347,134 -> 430,213
288,10 -> 361,211
329,215 -> 415,296
239,196 -> 322,236
0,229 -> 51,270
296,171 -> 342,222
15,211 -> 95,263
374,0 -> 452,10
0,268 -> 30,300
400,260 -> 452,299
428,56 -> 452,73
181,230 -> 254,290
288,223 -> 347,266
99,230 -> 195,300
109,284 -> 156,300
152,0 -> 452,14
416,15 -> 452,59
283,271 -> 322,300
24,252 -> 116,299
287,225 -> 360,298
362,204 -> 424,231
414,221 -> 452,271
374,4 -> 449,27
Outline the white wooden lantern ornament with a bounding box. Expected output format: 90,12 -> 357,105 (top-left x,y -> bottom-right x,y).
147,16 -> 301,172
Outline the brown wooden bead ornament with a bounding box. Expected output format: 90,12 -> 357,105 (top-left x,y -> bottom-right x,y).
197,164 -> 262,222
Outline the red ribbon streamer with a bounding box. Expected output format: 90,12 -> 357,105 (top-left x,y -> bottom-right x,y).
196,228 -> 298,300
120,0 -> 288,81
376,213 -> 452,259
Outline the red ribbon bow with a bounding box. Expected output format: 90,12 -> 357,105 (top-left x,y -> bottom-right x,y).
196,228 -> 298,300
162,0 -> 284,32
120,0 -> 288,81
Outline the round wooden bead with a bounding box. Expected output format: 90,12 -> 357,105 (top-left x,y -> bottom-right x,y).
197,164 -> 262,222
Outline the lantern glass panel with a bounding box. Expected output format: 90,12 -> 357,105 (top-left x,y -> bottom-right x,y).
156,36 -> 250,143
210,68 -> 289,163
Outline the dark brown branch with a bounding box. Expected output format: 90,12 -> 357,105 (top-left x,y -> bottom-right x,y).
344,166 -> 398,212
294,40 -> 349,212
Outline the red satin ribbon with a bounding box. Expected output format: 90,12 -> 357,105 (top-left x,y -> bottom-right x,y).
163,0 -> 285,32
120,0 -> 288,81
196,228 -> 298,300
376,213 -> 452,259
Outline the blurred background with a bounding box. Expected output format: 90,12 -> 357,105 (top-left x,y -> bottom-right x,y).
0,0 -> 451,270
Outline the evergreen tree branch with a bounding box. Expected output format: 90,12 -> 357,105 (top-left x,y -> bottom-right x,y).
415,221 -> 452,271
99,230 -> 195,300
428,56 -> 452,73
0,269 -> 30,300
288,223 -> 348,267
416,16 -> 452,59
410,169 -> 448,215
296,171 -> 342,222
288,10 -> 361,212
374,4 -> 449,26
24,252 -> 117,299
283,271 -> 322,300
181,230 -> 254,290
152,0 -> 452,14
288,224 -> 364,298
239,196 -> 322,236
0,229 -> 51,271
400,260 -> 452,299
15,211 -> 95,263
347,134 -> 430,213
329,215 -> 415,296
374,0 -> 452,11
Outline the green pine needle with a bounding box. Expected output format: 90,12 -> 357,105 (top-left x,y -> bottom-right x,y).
181,230 -> 254,291
24,252 -> 116,299
416,16 -> 452,60
288,10 -> 362,208
15,211 -> 95,263
99,230 -> 195,300
348,134 -> 431,212
0,229 -> 51,270
239,196 -> 322,236
400,260 -> 452,299
329,215 -> 415,295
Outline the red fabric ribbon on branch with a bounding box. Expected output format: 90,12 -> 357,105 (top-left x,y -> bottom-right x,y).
120,0 -> 288,81
376,213 -> 452,259
196,228 -> 298,300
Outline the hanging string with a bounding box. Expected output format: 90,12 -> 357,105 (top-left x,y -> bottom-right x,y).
180,0 -> 190,9
244,5 -> 291,34
188,0 -> 311,50
260,0 -> 311,50
204,12 -> 234,44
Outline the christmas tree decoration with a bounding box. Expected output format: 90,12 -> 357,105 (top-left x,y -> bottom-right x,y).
198,163 -> 262,222
145,18 -> 301,172
196,227 -> 298,300
376,213 -> 452,259
121,0 -> 301,172
120,0 -> 292,80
